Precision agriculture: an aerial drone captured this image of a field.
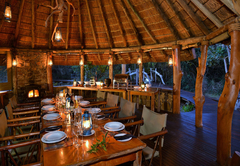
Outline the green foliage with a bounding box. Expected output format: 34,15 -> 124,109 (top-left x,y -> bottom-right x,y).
87,131 -> 109,153
181,103 -> 195,112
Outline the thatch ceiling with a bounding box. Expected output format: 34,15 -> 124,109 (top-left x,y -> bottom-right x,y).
0,0 -> 237,65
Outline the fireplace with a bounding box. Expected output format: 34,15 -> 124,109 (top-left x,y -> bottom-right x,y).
18,84 -> 45,103
28,89 -> 39,98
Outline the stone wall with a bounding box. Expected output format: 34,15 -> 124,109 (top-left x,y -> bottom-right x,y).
16,51 -> 48,90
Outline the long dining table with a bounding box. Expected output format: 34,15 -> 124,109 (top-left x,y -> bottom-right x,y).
40,107 -> 146,166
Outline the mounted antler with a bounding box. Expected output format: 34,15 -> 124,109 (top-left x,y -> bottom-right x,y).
39,0 -> 75,42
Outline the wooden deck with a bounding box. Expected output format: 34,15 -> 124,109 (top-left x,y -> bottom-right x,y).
151,90 -> 240,166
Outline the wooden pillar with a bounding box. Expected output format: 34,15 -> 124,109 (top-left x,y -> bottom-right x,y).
217,22 -> 240,166
193,41 -> 209,127
138,53 -> 143,85
80,54 -> 84,83
122,64 -> 126,74
172,45 -> 183,114
109,54 -> 113,84
47,54 -> 53,93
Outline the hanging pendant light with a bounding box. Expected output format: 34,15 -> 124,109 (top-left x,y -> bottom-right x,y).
137,56 -> 142,65
4,2 -> 12,22
55,27 -> 63,42
168,55 -> 173,66
79,57 -> 84,66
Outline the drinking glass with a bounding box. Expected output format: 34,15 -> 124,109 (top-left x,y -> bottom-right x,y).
78,122 -> 84,143
72,125 -> 80,148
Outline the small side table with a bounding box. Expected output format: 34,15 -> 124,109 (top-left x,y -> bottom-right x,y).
0,91 -> 8,106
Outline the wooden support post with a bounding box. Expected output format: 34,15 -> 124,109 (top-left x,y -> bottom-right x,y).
31,0 -> 35,49
66,4 -> 70,50
193,41 -> 209,128
80,54 -> 85,83
49,0 -> 54,49
138,53 -> 143,85
122,64 -> 126,74
109,54 -> 113,84
47,54 -> 53,93
217,22 -> 240,166
172,45 -> 182,114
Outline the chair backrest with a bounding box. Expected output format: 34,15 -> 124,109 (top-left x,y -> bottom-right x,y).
140,105 -> 167,136
119,98 -> 136,118
106,93 -> 119,107
97,91 -> 106,102
9,96 -> 18,108
5,103 -> 13,119
0,109 -> 8,137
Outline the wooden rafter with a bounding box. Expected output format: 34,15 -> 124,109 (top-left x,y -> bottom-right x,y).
150,0 -> 180,40
97,0 -> 113,48
31,0 -> 35,49
66,4 -> 70,50
190,0 -> 223,28
145,52 -> 157,62
125,0 -> 157,43
119,0 -> 144,45
127,53 -> 132,60
110,0 -> 127,47
77,0 -> 84,48
177,0 -> 210,35
85,0 -> 98,49
49,0 -> 54,49
14,0 -> 25,46
165,0 -> 193,37
219,0 -> 238,15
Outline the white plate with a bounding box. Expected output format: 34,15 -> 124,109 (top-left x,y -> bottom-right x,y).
43,113 -> 60,120
45,126 -> 61,132
41,131 -> 66,144
86,108 -> 101,114
42,105 -> 56,111
42,98 -> 54,104
114,133 -> 132,142
104,122 -> 125,132
80,101 -> 90,106
79,130 -> 95,136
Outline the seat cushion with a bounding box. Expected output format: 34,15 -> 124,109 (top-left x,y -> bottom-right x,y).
0,110 -> 8,137
143,146 -> 159,160
5,103 -> 13,119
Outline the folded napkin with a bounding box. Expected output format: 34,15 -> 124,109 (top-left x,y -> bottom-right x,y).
40,125 -> 62,134
114,134 -> 137,141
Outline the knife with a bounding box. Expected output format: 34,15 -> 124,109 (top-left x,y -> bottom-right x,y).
114,134 -> 137,140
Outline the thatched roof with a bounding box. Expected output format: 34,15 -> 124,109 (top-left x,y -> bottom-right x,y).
0,0 -> 237,65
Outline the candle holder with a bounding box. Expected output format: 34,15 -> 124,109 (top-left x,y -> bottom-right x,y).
81,111 -> 92,136
141,82 -> 145,90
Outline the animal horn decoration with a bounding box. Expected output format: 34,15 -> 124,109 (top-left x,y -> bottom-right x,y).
39,0 -> 75,42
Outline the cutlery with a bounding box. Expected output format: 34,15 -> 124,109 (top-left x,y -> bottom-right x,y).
40,125 -> 62,134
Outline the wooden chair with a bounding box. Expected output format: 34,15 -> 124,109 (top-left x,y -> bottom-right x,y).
138,105 -> 168,166
84,90 -> 106,102
9,96 -> 40,113
231,151 -> 240,166
0,109 -> 40,166
5,103 -> 40,135
86,93 -> 119,108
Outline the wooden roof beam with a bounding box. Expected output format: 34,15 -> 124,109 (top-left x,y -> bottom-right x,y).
145,52 -> 157,62
176,0 -> 210,35
150,0 -> 181,40
48,0 -> 54,49
110,0 -> 127,47
98,0 -> 113,48
219,0 -> 238,15
14,0 -> 25,47
119,0 -> 144,45
66,4 -> 70,49
165,0 -> 193,37
125,0 -> 157,43
31,0 -> 35,49
85,0 -> 98,49
190,0 -> 223,28
77,0 -> 84,48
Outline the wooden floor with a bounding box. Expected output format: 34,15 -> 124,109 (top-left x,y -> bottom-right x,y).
150,90 -> 240,166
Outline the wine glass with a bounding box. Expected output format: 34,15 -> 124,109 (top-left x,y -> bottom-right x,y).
72,125 -> 80,148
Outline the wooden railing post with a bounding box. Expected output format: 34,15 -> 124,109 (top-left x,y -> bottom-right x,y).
217,21 -> 240,166
193,41 -> 209,127
80,53 -> 84,83
172,45 -> 182,114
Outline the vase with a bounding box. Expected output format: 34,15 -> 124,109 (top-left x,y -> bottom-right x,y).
104,78 -> 111,87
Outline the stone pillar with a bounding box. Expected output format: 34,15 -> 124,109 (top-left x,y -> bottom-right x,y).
122,64 -> 126,74
109,54 -> 113,84
138,53 -> 143,86
193,41 -> 209,127
217,22 -> 240,166
172,45 -> 182,114
47,53 -> 53,93
80,54 -> 84,83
